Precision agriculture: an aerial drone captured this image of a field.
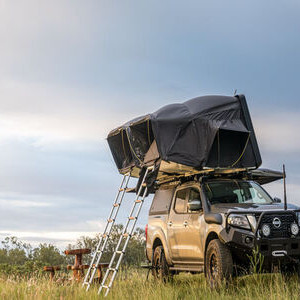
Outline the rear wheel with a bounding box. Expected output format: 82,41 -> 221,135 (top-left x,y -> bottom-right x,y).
152,245 -> 170,282
205,239 -> 233,287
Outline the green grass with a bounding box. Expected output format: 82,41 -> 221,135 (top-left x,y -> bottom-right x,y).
0,269 -> 299,300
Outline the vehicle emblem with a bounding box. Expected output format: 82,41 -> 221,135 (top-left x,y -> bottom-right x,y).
273,217 -> 281,228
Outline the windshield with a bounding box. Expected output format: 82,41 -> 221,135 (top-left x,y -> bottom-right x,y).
204,180 -> 273,205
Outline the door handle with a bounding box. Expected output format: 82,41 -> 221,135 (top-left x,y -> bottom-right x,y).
183,220 -> 188,227
167,221 -> 173,227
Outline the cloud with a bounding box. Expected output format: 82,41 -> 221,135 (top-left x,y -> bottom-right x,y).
255,113 -> 300,154
0,199 -> 51,208
0,227 -> 103,249
264,182 -> 300,206
0,80 -> 126,145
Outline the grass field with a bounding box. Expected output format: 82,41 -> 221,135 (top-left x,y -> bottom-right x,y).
0,269 -> 299,300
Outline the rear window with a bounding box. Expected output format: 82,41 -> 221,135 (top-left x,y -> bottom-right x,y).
149,188 -> 174,215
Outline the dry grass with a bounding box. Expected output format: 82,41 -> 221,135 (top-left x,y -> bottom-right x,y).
0,269 -> 299,300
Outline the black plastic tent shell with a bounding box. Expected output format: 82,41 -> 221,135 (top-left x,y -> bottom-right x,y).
250,168 -> 284,185
107,95 -> 262,178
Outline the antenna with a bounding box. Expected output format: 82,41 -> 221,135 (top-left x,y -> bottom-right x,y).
283,164 -> 287,210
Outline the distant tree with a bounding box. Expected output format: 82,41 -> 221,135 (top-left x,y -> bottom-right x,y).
32,244 -> 66,266
0,249 -> 9,264
0,224 -> 146,277
73,224 -> 146,267
0,236 -> 31,265
7,248 -> 28,265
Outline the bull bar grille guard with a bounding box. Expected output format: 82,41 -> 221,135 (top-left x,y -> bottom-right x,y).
225,209 -> 300,237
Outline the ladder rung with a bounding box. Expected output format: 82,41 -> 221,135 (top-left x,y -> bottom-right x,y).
142,183 -> 147,187
116,250 -> 125,254
123,233 -> 131,237
83,281 -> 89,285
108,267 -> 117,271
129,216 -> 137,220
96,250 -> 103,253
113,203 -> 120,207
135,199 -> 142,203
102,285 -> 109,289
119,187 -> 134,192
102,234 -> 109,238
108,218 -> 114,223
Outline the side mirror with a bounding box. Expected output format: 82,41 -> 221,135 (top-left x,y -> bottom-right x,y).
273,197 -> 281,203
188,199 -> 202,211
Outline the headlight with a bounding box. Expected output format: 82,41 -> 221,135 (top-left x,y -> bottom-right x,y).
227,214 -> 251,230
291,223 -> 299,235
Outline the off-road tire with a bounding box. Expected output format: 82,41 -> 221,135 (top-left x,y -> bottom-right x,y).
205,239 -> 233,288
152,245 -> 170,282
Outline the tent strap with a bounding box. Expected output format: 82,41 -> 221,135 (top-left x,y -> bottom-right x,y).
121,130 -> 127,159
230,133 -> 250,167
147,119 -> 151,146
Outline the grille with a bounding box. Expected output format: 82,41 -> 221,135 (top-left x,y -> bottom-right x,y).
258,213 -> 296,238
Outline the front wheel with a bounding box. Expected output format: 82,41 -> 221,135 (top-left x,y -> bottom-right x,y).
152,245 -> 170,282
205,239 -> 233,287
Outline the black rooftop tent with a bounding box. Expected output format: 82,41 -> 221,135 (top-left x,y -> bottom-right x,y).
107,94 -> 264,181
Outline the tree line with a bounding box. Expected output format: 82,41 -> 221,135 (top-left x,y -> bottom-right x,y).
0,225 -> 146,276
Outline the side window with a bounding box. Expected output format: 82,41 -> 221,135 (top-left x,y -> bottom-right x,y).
188,187 -> 201,204
149,188 -> 174,215
174,189 -> 188,213
188,187 -> 202,212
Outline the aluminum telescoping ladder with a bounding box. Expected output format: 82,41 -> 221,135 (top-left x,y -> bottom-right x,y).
83,166 -> 153,296
82,171 -> 132,291
98,166 -> 152,296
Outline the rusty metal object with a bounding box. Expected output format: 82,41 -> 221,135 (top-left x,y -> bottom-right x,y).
43,266 -> 61,280
65,248 -> 91,280
64,249 -> 91,255
92,263 -> 109,282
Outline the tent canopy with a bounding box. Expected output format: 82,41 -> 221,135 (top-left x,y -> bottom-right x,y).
107,94 -> 262,178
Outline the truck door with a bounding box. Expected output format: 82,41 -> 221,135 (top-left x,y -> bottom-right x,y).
167,186 -> 203,263
185,187 -> 204,262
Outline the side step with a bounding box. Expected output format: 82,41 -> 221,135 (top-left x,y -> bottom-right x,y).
169,264 -> 204,273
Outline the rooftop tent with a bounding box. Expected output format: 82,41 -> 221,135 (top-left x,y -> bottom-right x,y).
107,95 -> 262,178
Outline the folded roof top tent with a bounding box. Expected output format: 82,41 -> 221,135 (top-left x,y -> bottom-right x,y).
107,94 -> 281,185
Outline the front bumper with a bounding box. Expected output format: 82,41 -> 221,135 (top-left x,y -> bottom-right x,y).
256,237 -> 300,258
219,209 -> 300,260
220,227 -> 300,260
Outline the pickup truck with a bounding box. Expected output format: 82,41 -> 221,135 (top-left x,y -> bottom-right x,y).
146,177 -> 300,286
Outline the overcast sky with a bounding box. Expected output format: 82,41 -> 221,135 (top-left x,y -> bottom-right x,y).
0,0 -> 299,248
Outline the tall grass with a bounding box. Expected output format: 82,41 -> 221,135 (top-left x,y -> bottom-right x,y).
0,268 -> 299,300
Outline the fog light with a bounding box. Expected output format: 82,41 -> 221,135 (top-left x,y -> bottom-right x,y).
262,224 -> 271,237
245,236 -> 253,244
291,223 -> 299,235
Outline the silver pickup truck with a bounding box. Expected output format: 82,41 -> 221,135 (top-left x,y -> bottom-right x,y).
146,177 -> 300,286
